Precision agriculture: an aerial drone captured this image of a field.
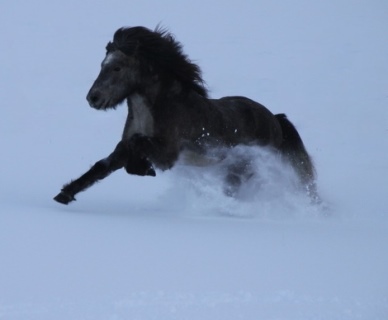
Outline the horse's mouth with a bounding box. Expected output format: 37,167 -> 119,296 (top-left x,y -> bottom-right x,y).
89,99 -> 118,110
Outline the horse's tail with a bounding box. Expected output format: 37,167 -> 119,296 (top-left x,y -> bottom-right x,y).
275,113 -> 318,200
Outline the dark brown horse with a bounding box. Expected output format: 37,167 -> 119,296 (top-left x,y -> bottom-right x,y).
54,26 -> 317,205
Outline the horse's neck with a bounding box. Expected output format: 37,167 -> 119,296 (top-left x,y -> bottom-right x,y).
144,78 -> 185,102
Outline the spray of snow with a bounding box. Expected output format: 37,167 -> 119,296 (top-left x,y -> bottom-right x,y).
159,146 -> 325,219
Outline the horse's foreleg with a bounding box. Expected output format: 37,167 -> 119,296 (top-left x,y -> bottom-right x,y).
54,141 -> 128,205
126,133 -> 178,171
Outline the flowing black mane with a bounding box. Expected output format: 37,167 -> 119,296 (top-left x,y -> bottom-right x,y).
107,26 -> 208,98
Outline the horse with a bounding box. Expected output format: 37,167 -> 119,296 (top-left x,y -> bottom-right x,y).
54,26 -> 317,205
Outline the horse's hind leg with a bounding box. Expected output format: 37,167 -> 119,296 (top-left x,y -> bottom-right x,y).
224,170 -> 242,197
54,141 -> 129,205
223,159 -> 254,197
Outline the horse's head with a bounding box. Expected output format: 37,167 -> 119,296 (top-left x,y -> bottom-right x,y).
86,45 -> 142,110
86,26 -> 208,109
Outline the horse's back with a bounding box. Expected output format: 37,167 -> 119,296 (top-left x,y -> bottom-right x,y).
211,96 -> 283,147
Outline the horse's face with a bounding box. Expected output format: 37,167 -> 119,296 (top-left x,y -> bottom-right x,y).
86,50 -> 141,110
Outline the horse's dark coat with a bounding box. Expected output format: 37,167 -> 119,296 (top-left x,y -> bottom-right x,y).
54,26 -> 317,205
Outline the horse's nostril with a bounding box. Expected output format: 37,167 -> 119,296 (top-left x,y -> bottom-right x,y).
90,94 -> 99,103
87,91 -> 100,105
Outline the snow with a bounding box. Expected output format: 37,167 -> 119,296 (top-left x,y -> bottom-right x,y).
1,0 -> 388,319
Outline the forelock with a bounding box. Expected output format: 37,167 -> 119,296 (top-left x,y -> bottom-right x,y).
105,41 -> 118,53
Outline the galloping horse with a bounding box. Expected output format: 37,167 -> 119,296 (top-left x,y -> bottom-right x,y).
54,26 -> 317,205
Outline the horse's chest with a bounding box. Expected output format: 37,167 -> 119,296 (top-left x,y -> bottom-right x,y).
122,94 -> 154,140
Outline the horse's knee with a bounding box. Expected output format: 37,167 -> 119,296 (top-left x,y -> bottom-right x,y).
91,157 -> 122,178
93,159 -> 109,170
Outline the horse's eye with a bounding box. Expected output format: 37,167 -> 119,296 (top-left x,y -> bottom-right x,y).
113,66 -> 121,72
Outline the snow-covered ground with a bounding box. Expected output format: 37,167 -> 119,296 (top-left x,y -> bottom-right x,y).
1,1 -> 388,319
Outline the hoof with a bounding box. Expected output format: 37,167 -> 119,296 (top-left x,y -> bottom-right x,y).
53,191 -> 75,205
146,167 -> 156,177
